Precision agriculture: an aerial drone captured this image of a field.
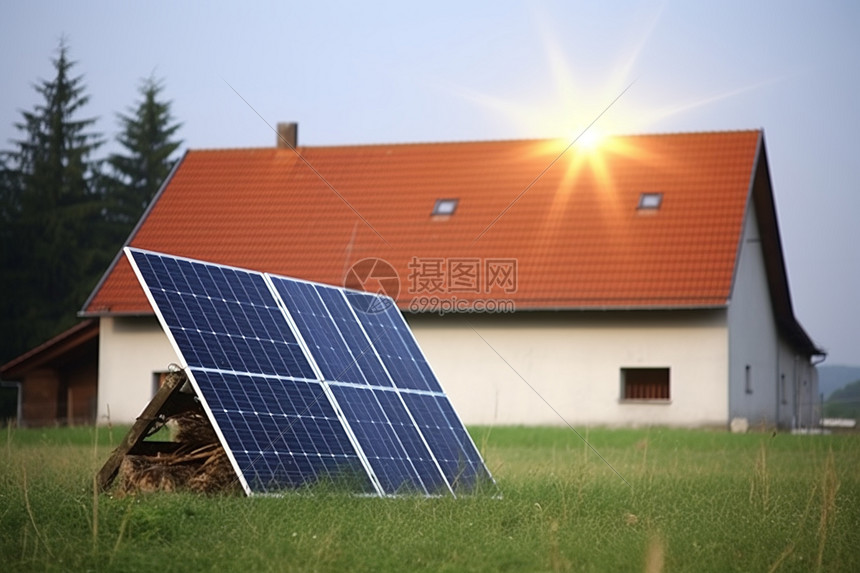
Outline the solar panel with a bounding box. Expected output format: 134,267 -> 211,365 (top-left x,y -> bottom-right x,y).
125,247 -> 494,496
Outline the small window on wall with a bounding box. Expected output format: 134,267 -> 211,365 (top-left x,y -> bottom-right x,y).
621,368 -> 670,401
153,372 -> 170,395
745,365 -> 752,394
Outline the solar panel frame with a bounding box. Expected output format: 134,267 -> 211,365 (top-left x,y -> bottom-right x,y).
335,289 -> 493,493
125,247 -> 494,497
344,291 -> 444,393
399,391 -> 494,490
268,277 -> 472,494
329,385 -> 434,495
270,278 -> 393,388
194,370 -> 375,493
263,273 -> 388,495
127,250 -> 380,495
266,276 -> 455,496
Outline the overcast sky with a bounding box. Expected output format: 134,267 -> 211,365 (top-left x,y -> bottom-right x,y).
2,1 -> 858,366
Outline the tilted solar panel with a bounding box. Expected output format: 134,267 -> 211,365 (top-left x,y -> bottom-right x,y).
125,247 -> 493,496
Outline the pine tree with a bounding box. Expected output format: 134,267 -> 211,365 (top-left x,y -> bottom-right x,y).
107,76 -> 182,226
0,40 -> 105,361
0,154 -> 23,362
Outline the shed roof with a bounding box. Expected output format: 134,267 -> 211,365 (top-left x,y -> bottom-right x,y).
0,319 -> 99,380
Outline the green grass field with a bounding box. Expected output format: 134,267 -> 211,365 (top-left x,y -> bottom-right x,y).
1,425 -> 858,572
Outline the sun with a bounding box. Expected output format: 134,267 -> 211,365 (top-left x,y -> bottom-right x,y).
445,7 -> 778,202
576,126 -> 606,152
444,15 -> 653,192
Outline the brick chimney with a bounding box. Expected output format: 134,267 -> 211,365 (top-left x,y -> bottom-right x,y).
276,122 -> 297,149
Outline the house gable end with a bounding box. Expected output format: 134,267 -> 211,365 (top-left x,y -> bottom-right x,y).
748,137 -> 822,357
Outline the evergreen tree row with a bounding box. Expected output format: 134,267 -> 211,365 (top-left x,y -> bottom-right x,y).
0,41 -> 182,364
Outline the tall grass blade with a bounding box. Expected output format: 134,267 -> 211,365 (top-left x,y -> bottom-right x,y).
22,467 -> 54,559
816,447 -> 840,572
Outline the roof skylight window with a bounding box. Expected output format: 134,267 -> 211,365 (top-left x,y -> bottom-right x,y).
637,192 -> 663,210
432,198 -> 459,216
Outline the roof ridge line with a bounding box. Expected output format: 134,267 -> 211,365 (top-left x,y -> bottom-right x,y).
186,128 -> 764,153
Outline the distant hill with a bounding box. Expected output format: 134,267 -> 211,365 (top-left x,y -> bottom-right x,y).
818,365 -> 860,399
823,380 -> 860,420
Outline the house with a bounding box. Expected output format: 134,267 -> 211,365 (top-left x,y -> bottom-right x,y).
66,127 -> 823,429
0,319 -> 99,426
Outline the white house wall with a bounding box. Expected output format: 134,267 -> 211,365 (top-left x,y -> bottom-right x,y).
407,310 -> 729,427
97,316 -> 178,423
727,199 -> 784,426
98,309 -> 729,427
776,336 -> 820,428
796,355 -> 820,428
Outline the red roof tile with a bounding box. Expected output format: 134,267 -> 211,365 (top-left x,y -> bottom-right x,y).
83,130 -> 763,314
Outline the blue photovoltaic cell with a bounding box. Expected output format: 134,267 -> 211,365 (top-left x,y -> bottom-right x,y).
330,385 -> 448,495
371,389 -> 451,494
314,285 -> 394,387
126,248 -> 493,497
400,392 -> 492,491
345,292 -> 442,393
133,251 -> 314,379
271,278 -> 391,387
193,369 -> 372,492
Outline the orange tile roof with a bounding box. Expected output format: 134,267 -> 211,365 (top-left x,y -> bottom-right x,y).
84,130 -> 763,314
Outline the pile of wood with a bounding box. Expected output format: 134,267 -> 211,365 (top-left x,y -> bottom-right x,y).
116,411 -> 240,496
98,370 -> 241,496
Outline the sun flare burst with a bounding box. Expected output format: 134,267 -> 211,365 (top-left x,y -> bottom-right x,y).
577,127 -> 604,152
446,8 -> 779,204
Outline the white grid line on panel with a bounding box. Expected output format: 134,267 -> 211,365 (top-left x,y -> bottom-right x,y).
273,280 -> 445,496
386,307 -> 497,489
262,273 -> 386,497
125,247 -> 254,496
336,288 -> 455,496
126,247 -> 493,497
